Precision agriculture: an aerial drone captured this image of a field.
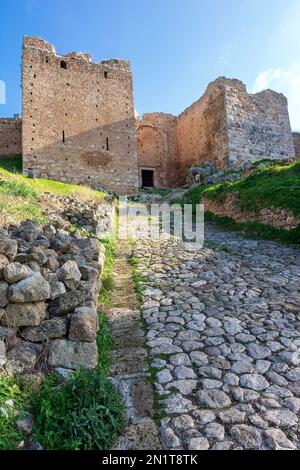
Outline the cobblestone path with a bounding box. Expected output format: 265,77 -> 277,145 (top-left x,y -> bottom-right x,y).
132,223 -> 300,450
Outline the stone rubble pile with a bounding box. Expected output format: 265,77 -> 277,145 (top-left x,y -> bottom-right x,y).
40,193 -> 115,238
0,219 -> 105,375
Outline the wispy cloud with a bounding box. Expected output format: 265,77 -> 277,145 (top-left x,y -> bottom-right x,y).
252,65 -> 300,131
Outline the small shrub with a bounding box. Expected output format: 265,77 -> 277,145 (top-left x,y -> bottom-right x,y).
32,370 -> 125,450
0,375 -> 31,450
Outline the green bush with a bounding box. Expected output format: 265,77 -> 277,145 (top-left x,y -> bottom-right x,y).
32,369 -> 125,450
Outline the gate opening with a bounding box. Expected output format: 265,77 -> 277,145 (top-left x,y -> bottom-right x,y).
141,169 -> 154,188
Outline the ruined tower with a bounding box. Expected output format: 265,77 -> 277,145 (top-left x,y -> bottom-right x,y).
22,36 -> 139,194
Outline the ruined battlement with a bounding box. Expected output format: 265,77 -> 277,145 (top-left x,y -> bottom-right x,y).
137,76 -> 295,188
22,36 -> 138,194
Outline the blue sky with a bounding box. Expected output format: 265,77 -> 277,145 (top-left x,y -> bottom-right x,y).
1,0 -> 300,130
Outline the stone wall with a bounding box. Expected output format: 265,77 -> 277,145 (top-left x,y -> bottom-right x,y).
293,132 -> 300,158
177,79 -> 229,174
22,36 -> 139,195
0,118 -> 22,157
0,220 -> 104,374
202,193 -> 300,231
136,113 -> 180,188
137,77 -> 295,186
225,80 -> 295,167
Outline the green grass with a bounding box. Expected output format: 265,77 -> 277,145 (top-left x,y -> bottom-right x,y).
0,375 -> 32,450
98,236 -> 117,306
0,156 -> 107,226
202,161 -> 300,217
130,256 -> 146,305
96,313 -> 113,376
31,370 -> 124,450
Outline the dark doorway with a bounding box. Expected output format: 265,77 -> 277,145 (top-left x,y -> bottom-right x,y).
141,169 -> 154,188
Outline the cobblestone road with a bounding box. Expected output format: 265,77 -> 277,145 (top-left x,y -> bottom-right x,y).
132,223 -> 300,450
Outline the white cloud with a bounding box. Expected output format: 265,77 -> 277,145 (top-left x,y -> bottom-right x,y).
252,65 -> 300,131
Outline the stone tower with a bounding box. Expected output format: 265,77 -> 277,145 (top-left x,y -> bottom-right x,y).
22,36 -> 139,194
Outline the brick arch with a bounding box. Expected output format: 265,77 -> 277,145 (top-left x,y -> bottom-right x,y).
136,124 -> 165,168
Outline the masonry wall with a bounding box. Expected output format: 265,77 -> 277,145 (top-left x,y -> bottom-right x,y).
22,36 -> 139,194
0,118 -> 22,157
177,80 -> 229,174
136,113 -> 180,187
293,132 -> 300,158
137,77 -> 295,187
225,80 -> 295,166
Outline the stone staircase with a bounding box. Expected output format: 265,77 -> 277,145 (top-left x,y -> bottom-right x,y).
107,240 -> 161,450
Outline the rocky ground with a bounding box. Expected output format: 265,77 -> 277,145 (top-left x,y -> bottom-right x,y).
131,221 -> 300,450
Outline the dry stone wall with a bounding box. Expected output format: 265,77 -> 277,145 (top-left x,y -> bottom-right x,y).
22,36 -> 139,194
0,118 -> 22,157
202,193 -> 300,231
0,220 -> 104,374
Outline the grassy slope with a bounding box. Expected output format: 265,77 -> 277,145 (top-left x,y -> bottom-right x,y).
0,156 -> 106,226
172,161 -> 300,245
202,161 -> 300,216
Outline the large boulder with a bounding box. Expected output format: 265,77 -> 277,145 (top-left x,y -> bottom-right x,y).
56,260 -> 81,290
2,302 -> 46,327
3,262 -> 32,284
48,339 -> 98,369
0,238 -> 18,261
22,318 -> 68,342
69,307 -> 99,342
8,273 -> 50,303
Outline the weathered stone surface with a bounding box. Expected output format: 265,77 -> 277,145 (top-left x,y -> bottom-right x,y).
3,302 -> 46,327
8,274 -> 50,303
187,437 -> 210,450
230,425 -> 262,450
197,389 -> 231,410
56,260 -> 81,290
240,374 -> 270,391
69,307 -> 98,342
3,263 -> 32,284
16,412 -> 34,434
49,281 -> 66,300
160,427 -> 180,449
0,281 -> 9,308
218,409 -> 246,425
22,318 -> 68,342
48,339 -> 98,369
263,409 -> 298,427
0,238 -> 18,261
6,341 -> 38,370
263,428 -> 297,450
48,290 -> 90,316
